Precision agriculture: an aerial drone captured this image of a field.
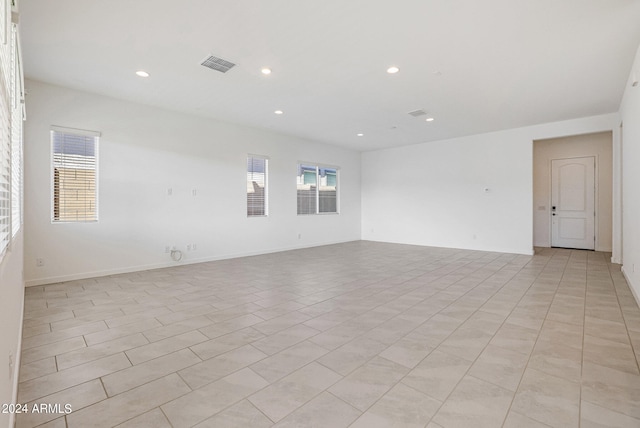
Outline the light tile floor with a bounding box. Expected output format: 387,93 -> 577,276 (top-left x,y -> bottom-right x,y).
17,241 -> 640,427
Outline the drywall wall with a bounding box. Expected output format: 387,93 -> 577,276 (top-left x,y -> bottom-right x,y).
0,233 -> 24,428
533,132 -> 613,251
24,80 -> 361,286
619,44 -> 640,303
361,114 -> 620,256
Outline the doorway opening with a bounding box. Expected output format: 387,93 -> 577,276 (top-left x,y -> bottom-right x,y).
533,132 -> 613,251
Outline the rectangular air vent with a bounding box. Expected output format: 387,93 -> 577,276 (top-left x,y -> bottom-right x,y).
201,55 -> 236,73
408,109 -> 427,117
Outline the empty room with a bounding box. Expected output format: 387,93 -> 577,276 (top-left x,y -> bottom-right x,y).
2,0 -> 640,427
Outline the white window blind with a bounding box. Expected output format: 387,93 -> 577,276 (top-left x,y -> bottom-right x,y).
0,78 -> 9,254
51,128 -> 100,222
296,164 -> 338,215
247,155 -> 268,216
11,27 -> 23,236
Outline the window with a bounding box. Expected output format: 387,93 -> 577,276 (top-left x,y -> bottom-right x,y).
11,28 -> 23,237
0,80 -> 9,255
297,164 -> 338,215
51,127 -> 100,222
247,155 -> 268,216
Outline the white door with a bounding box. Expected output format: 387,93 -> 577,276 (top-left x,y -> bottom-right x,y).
551,157 -> 595,250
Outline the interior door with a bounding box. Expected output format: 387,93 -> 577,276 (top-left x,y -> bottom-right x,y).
551,157 -> 595,250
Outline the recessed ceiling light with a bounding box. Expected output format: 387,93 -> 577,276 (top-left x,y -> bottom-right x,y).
387,66 -> 399,74
135,70 -> 150,78
426,117 -> 435,122
261,67 -> 272,75
357,133 -> 364,137
274,110 -> 283,115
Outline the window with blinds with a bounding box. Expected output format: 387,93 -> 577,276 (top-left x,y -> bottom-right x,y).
11,27 -> 23,237
296,163 -> 339,215
247,155 -> 268,217
0,80 -> 9,254
51,128 -> 100,222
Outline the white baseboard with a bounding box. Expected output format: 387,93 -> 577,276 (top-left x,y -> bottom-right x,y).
25,239 -> 358,287
621,266 -> 640,308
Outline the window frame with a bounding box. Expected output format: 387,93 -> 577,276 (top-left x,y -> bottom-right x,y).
50,126 -> 100,224
246,154 -> 269,218
296,162 -> 340,215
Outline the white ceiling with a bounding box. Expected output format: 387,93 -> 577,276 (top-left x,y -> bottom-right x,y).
19,0 -> 640,152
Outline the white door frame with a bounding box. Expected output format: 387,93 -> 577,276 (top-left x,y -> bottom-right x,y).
549,155 -> 598,250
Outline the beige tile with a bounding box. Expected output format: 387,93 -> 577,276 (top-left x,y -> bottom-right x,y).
503,411 -> 552,428
272,392 -> 361,428
378,332 -> 435,369
67,373 -> 190,427
402,349 -> 473,401
412,314 -> 463,347
190,327 -> 265,360
103,348 -> 201,396
436,327 -> 493,362
584,316 -> 631,345
251,340 -> 329,383
582,362 -> 640,419
22,321 -> 107,351
468,344 -> 528,391
19,245 -> 640,428
28,417 -> 67,428
125,330 -> 208,365
583,334 -> 639,375
537,320 -> 584,351
194,400 -> 273,428
253,311 -> 312,335
350,382 -> 441,428
21,335 -> 88,362
179,344 -> 267,389
18,353 -> 131,403
22,323 -> 52,338
528,339 -> 583,383
318,336 -> 387,375
581,400 -> 640,428
251,324 -> 320,355
84,318 -> 162,346
199,314 -> 264,338
56,333 -> 149,370
16,379 -> 106,428
115,408 -> 172,428
19,357 -> 57,382
329,356 -> 408,411
162,368 -> 269,428
249,362 -> 342,422
490,322 -> 539,355
142,315 -> 214,342
512,368 -> 580,428
433,375 -> 513,427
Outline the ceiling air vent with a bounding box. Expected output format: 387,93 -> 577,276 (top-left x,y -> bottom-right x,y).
201,55 -> 236,73
407,109 -> 427,117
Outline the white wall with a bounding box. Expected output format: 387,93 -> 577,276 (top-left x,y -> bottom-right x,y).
619,44 -> 640,302
361,114 -> 620,256
533,132 -> 613,251
24,80 -> 361,286
0,233 -> 24,428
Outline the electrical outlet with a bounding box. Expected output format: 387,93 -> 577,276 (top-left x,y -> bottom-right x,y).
167,187 -> 173,196
192,244 -> 197,251
187,244 -> 192,251
192,189 -> 197,196
36,258 -> 44,267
